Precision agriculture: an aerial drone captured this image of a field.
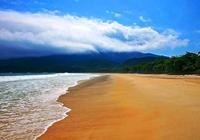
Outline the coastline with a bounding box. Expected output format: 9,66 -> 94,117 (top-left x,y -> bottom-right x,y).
34,74 -> 102,140
38,74 -> 200,140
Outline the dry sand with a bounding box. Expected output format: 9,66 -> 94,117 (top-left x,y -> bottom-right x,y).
39,74 -> 200,140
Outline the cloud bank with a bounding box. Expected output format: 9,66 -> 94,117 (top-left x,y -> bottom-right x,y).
0,10 -> 189,54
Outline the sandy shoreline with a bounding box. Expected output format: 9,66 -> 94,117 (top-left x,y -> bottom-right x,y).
38,74 -> 200,140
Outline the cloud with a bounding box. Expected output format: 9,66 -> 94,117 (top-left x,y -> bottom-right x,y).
106,10 -> 122,18
113,13 -> 121,18
41,8 -> 60,15
139,16 -> 151,22
0,10 -> 189,54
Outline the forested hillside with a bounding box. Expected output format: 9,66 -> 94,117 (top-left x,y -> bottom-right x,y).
0,52 -> 199,74
121,52 -> 200,74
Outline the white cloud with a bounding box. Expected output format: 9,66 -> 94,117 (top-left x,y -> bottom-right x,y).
113,13 -> 121,18
139,16 -> 151,22
41,8 -> 60,15
106,10 -> 121,18
0,10 -> 189,53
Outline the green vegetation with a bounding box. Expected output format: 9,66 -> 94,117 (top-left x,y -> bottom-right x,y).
121,52 -> 200,74
0,52 -> 199,74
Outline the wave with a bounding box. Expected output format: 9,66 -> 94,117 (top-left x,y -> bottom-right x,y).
0,73 -> 100,140
0,73 -> 71,82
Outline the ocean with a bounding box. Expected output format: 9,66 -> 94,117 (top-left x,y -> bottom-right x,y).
0,73 -> 99,140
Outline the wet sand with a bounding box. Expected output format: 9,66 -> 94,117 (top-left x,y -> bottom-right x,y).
39,74 -> 200,140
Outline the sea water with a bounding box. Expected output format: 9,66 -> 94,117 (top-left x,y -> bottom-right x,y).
0,73 -> 99,140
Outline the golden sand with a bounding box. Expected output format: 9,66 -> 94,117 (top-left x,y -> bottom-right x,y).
39,74 -> 200,140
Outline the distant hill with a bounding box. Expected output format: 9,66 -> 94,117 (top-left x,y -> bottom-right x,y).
1,51 -> 199,74
96,52 -> 159,62
121,52 -> 200,74
122,56 -> 167,66
0,52 -> 160,73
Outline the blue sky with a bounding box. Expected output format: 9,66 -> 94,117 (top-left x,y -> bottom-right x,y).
0,0 -> 199,57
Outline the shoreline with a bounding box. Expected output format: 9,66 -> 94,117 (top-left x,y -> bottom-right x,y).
38,74 -> 200,140
35,74 -> 104,140
37,75 -> 110,140
35,105 -> 71,140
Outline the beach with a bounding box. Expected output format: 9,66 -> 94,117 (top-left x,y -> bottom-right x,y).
39,74 -> 200,140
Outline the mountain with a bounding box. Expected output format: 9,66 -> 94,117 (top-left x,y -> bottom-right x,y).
121,52 -> 200,74
96,52 -> 159,62
0,52 -> 160,73
122,56 -> 167,66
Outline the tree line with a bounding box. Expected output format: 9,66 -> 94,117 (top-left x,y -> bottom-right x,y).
121,52 -> 200,74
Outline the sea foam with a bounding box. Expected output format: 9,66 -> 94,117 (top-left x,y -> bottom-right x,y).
0,73 -> 99,140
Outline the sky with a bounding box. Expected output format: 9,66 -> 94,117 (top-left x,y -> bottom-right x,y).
0,0 -> 199,58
